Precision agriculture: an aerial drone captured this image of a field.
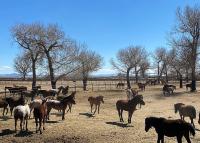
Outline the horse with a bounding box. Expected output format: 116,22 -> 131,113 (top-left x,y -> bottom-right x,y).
145,117 -> 195,143
174,103 -> 196,127
37,89 -> 57,98
126,88 -> 137,100
88,96 -> 104,115
165,84 -> 176,90
186,83 -> 192,91
162,85 -> 173,96
116,83 -> 125,89
137,83 -> 145,91
14,104 -> 30,132
34,99 -> 47,134
5,95 -> 25,116
0,98 -> 8,116
46,91 -> 76,120
116,95 -> 145,123
57,86 -> 69,95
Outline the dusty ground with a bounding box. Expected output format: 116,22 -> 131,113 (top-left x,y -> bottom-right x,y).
1,84 -> 200,143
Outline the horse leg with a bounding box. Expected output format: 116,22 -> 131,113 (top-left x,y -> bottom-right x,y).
121,110 -> 124,122
128,111 -> 133,123
43,118 -> 45,130
15,118 -> 17,132
10,107 -> 13,116
157,134 -> 163,143
29,108 -> 33,119
47,108 -> 51,120
184,133 -> 191,143
90,103 -> 93,113
3,107 -> 5,116
39,118 -> 42,134
176,135 -> 183,143
93,105 -> 97,115
35,117 -> 38,133
98,104 -> 100,114
117,108 -> 121,122
20,119 -> 23,131
190,118 -> 195,128
26,118 -> 28,131
62,109 -> 65,120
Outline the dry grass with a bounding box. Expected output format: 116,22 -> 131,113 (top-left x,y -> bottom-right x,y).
1,84 -> 200,143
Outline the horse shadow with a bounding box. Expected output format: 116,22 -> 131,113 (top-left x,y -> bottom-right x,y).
105,121 -> 133,128
46,120 -> 59,124
0,116 -> 12,121
0,129 -> 15,136
15,130 -> 34,137
79,112 -> 95,118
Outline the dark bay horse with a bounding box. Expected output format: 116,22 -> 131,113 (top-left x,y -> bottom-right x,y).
145,117 -> 195,143
88,96 -> 104,115
116,83 -> 125,89
46,91 -> 76,120
116,95 -> 145,123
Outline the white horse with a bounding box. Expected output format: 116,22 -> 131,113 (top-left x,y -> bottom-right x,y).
14,104 -> 30,132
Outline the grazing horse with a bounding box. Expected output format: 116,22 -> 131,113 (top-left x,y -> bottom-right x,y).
116,83 -> 125,89
174,103 -> 196,127
116,95 -> 145,123
88,96 -> 104,115
145,117 -> 195,143
34,99 -> 47,134
47,91 -> 76,120
186,83 -> 192,91
137,83 -> 145,91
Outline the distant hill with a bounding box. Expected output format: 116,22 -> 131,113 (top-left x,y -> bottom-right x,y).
0,73 -> 20,78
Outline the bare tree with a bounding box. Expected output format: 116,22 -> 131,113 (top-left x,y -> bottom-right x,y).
77,46 -> 103,90
111,46 -> 148,89
14,52 -> 31,80
11,23 -> 43,89
170,5 -> 200,91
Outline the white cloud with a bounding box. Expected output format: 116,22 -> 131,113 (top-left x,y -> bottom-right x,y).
91,68 -> 118,76
0,66 -> 14,74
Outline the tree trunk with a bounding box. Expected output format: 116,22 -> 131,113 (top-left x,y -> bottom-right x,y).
126,68 -> 131,89
186,69 -> 189,83
135,67 -> 138,83
157,62 -> 160,83
46,51 -> 56,89
31,59 -> 37,90
83,78 -> 87,91
191,69 -> 196,92
179,74 -> 183,88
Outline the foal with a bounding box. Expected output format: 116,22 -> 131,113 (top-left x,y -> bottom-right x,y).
88,96 -> 104,115
145,117 -> 195,143
34,99 -> 47,134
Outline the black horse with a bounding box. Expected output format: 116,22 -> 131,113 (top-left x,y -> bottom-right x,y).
145,117 -> 195,143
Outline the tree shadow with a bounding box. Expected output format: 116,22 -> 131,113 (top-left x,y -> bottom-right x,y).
105,121 -> 133,128
0,129 -> 15,136
15,130 -> 34,137
0,116 -> 12,121
79,112 -> 95,118
195,128 -> 200,131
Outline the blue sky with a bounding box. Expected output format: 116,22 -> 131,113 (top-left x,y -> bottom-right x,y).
0,0 -> 199,75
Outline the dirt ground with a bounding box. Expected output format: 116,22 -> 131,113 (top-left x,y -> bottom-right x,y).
1,84 -> 200,143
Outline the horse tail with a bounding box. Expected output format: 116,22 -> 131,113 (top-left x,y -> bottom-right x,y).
187,123 -> 195,136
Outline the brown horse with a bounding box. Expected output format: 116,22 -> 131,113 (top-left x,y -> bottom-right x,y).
34,99 -> 47,134
88,96 -> 104,115
145,117 -> 195,143
186,83 -> 192,91
116,95 -> 145,123
46,91 -> 76,120
137,83 -> 145,91
116,83 -> 125,89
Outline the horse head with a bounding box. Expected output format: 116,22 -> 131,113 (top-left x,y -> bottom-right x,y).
145,117 -> 152,132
